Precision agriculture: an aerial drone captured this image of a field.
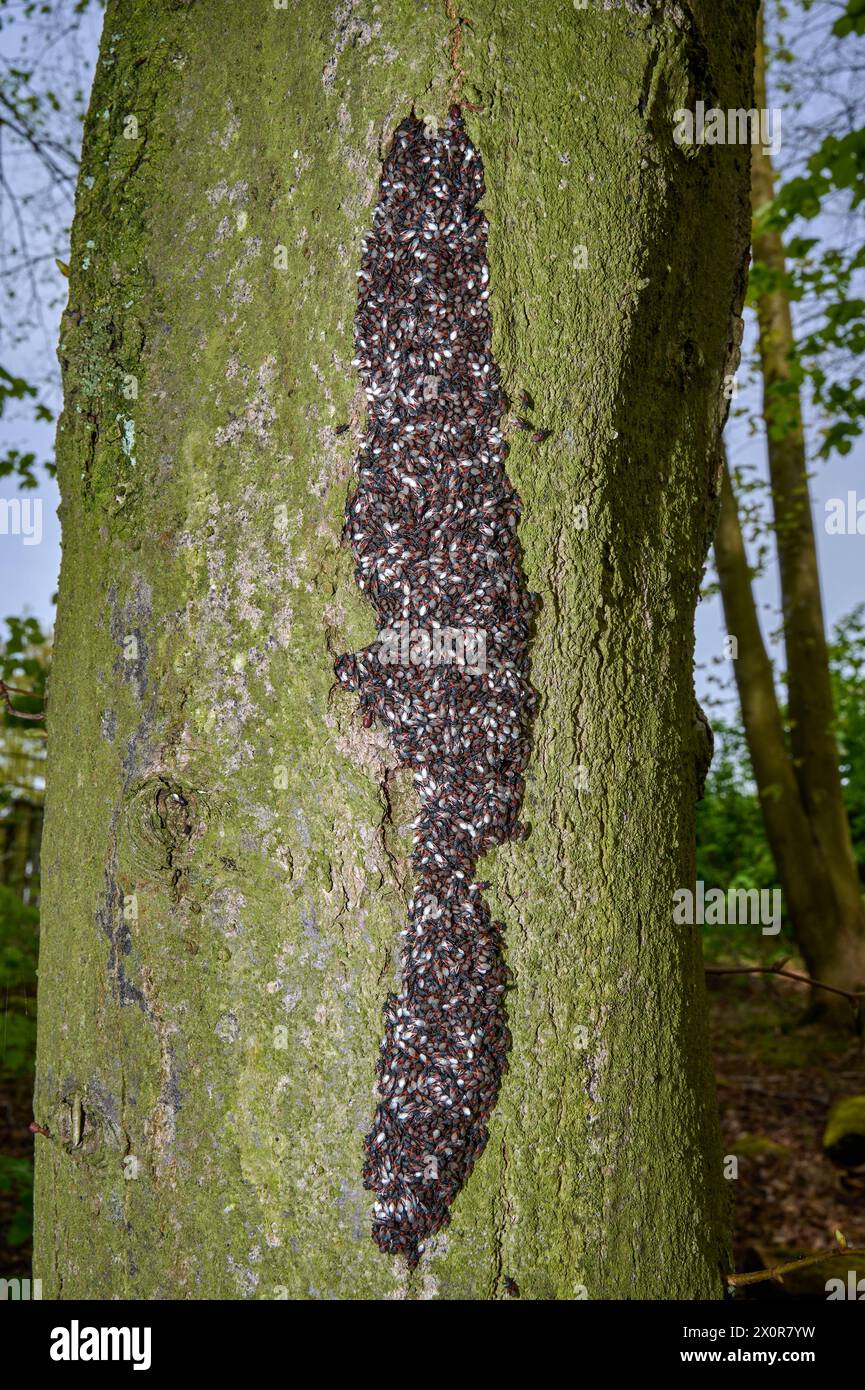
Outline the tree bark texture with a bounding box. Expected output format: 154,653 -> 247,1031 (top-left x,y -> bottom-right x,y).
35,0 -> 755,1298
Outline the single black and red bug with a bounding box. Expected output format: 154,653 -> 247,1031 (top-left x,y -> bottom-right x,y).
518,389 -> 534,411
334,423 -> 350,436
514,417 -> 533,431
531,428 -> 551,444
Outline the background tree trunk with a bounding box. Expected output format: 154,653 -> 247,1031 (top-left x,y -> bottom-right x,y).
714,5 -> 865,1002
35,0 -> 755,1299
715,455 -> 844,982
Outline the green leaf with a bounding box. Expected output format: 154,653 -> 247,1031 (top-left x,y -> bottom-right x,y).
833,0 -> 865,38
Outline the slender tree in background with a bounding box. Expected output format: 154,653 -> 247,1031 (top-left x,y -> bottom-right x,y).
0,617 -> 48,900
0,618 -> 47,1266
715,3 -> 865,1004
34,0 -> 756,1298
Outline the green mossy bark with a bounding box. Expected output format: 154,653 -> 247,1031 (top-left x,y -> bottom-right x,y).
35,0 -> 755,1299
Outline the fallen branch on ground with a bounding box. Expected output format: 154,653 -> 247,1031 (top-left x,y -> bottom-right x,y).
727,1238 -> 865,1289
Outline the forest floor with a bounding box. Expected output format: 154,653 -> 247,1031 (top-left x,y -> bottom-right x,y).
710,973 -> 865,1298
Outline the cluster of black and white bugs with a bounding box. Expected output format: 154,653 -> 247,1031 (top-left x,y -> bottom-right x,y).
335,108 -> 537,1265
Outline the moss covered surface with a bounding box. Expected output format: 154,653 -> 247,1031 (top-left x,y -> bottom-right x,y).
36,0 -> 755,1298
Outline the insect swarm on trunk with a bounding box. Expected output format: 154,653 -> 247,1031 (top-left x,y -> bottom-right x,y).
334,108 -> 537,1265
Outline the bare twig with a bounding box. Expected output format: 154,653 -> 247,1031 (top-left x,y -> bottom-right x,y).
0,252 -> 57,278
706,960 -> 864,1005
0,679 -> 45,721
0,163 -> 50,331
0,90 -> 79,181
727,1247 -> 865,1289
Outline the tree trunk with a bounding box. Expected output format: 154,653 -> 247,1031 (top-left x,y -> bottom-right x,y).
35,0 -> 755,1299
1,798 -> 41,901
714,457 -> 859,989
713,5 -> 865,1001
